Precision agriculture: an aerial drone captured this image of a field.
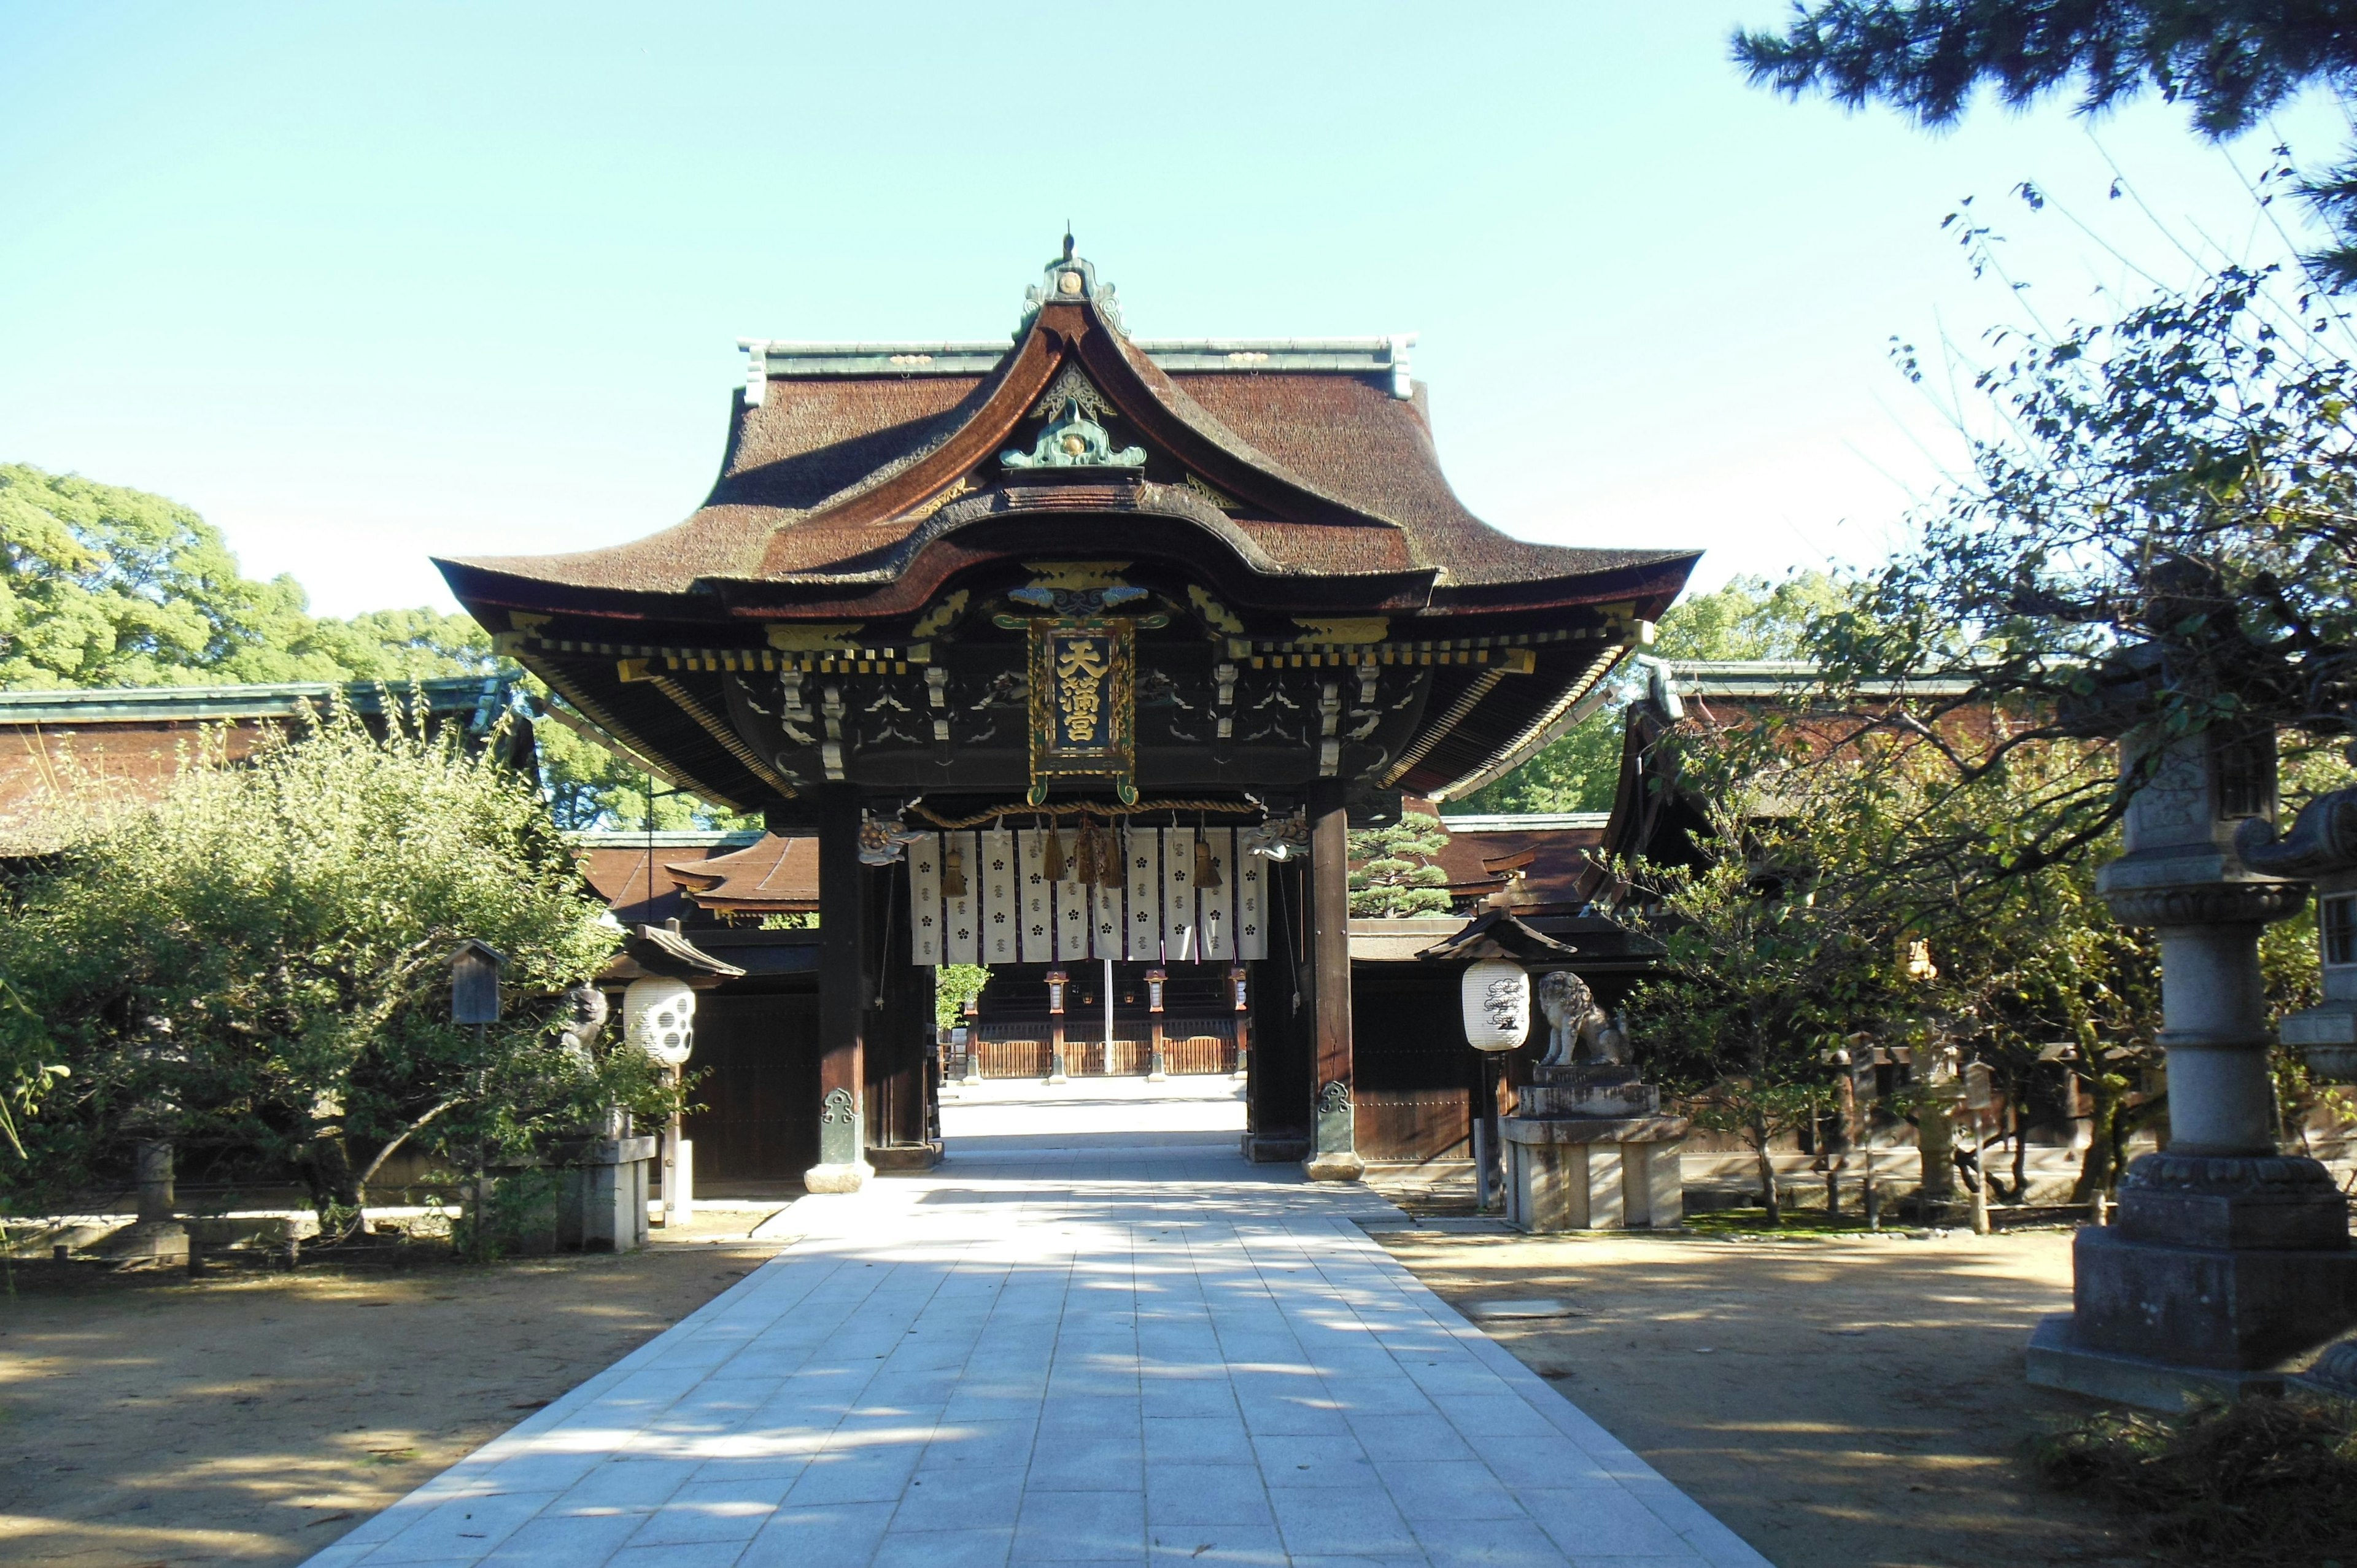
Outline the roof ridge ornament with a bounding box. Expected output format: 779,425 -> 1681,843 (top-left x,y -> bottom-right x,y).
1001,395 -> 1147,471
1031,363 -> 1115,421
1018,233 -> 1126,335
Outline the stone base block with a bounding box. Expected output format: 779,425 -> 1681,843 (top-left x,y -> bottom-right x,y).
803,1160 -> 875,1194
2069,1224 -> 2357,1371
2027,1313 -> 2289,1411
1304,1150 -> 1367,1183
1503,1122 -> 1684,1232
1243,1132 -> 1309,1163
2115,1152 -> 2350,1250
96,1219 -> 190,1263
870,1141 -> 942,1172
560,1138 -> 653,1253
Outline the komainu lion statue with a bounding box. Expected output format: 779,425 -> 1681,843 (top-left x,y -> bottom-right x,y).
1534,970 -> 1592,1068
1534,969 -> 1631,1069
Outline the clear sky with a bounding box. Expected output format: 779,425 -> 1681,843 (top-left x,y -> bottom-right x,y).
0,4 -> 2339,617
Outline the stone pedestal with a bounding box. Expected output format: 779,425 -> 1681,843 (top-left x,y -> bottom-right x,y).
1501,1065 -> 1686,1232
99,1139 -> 189,1264
560,1135 -> 654,1253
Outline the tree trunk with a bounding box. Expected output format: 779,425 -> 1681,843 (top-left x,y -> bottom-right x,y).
351,1098 -> 457,1229
301,1134 -> 362,1233
1754,1116 -> 1781,1224
2007,1072 -> 2030,1203
2069,1072 -> 2123,1204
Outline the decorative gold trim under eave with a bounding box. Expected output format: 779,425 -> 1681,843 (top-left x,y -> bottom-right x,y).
496,630 -> 927,674
1426,646 -> 1627,803
1230,627 -> 1595,661
1379,668 -> 1510,789
518,654 -> 749,812
644,674 -> 799,800
1234,646 -> 1539,672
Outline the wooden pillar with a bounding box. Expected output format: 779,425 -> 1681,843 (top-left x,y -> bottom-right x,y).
1304,780 -> 1364,1181
807,784 -> 871,1192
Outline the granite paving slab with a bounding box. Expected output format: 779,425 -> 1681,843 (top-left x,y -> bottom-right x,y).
303,1141 -> 1768,1568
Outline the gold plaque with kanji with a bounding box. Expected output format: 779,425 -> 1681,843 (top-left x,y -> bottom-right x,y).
1026,616 -> 1136,803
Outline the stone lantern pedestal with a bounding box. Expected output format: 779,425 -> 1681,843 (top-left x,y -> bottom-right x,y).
98,1138 -> 190,1264
560,1134 -> 656,1253
1503,1064 -> 1687,1232
2027,732 -> 2357,1408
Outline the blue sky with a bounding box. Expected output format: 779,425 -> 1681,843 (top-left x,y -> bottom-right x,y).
0,4 -> 2339,617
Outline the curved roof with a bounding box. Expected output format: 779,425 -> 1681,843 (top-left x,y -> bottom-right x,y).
439,253 -> 1694,617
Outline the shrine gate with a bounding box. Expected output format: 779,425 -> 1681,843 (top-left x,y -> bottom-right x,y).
440,242 -> 1695,1188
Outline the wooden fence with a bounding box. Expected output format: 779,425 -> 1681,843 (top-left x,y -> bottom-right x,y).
966,1019 -> 1239,1079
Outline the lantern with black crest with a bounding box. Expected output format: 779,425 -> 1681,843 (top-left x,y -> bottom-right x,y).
624,977 -> 697,1068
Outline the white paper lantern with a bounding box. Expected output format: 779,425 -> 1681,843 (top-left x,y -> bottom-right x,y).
623,977 -> 697,1067
1460,958 -> 1531,1054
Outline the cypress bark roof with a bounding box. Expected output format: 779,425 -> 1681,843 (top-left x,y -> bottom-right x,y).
439,257 -> 1693,619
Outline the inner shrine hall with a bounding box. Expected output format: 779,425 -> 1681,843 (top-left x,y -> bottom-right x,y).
439,242 -> 1697,1189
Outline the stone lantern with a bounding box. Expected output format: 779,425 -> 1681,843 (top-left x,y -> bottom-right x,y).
1045,968 -> 1070,1083
2251,786 -> 2357,1083
2030,724 -> 2355,1405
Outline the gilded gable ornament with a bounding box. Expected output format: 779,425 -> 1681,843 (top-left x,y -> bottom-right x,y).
1002,396 -> 1146,471
1026,616 -> 1136,805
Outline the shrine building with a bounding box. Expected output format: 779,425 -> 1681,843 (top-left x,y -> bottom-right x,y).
439,242 -> 1697,1189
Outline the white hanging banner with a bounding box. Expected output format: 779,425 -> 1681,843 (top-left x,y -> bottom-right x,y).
980,828 -> 1019,965
1236,840 -> 1267,961
942,831 -> 981,965
1052,831 -> 1091,960
909,835 -> 943,966
1017,828 -> 1053,963
918,822 -> 1272,968
1163,826 -> 1198,962
1124,825 -> 1161,960
1093,877 -> 1124,960
1201,827 -> 1234,962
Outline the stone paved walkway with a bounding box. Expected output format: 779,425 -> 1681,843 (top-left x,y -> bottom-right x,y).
304,1130 -> 1768,1567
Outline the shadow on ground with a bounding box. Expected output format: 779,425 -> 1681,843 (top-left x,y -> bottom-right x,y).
1378,1227 -> 2135,1568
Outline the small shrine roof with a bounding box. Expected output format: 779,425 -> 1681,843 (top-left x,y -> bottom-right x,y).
662,833 -> 818,914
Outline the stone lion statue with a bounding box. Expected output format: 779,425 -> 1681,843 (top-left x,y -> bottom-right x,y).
1533,970 -> 1592,1068
554,984 -> 611,1065
1535,970 -> 1635,1070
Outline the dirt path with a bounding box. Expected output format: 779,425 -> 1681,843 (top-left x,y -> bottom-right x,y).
1376,1226 -> 2135,1568
0,1216 -> 780,1568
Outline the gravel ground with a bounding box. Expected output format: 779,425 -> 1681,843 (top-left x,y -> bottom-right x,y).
1371,1221 -> 2138,1568
0,1212 -> 780,1568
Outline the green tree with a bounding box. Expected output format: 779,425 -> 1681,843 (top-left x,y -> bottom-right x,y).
1,462 -> 751,831
0,463 -> 352,688
1620,786 -> 1870,1222
1733,2 -> 2357,287
1803,266 -> 2357,873
1626,714 -> 2174,1214
0,696 -> 672,1227
1447,570 -> 1852,816
1349,812 -> 1453,916
936,964 -> 989,1030
311,607 -> 503,681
